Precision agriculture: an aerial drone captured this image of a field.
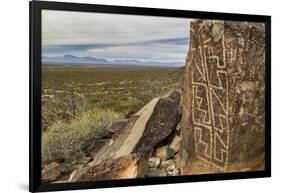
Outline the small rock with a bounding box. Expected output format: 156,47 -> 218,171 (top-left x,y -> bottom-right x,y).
148,157 -> 161,168
155,146 -> 167,160
79,156 -> 92,164
161,160 -> 176,168
42,162 -> 61,182
167,168 -> 180,176
166,164 -> 176,172
168,134 -> 181,154
68,169 -> 79,182
42,162 -> 70,182
172,168 -> 180,176
125,110 -> 137,119
146,168 -> 166,177
155,146 -> 175,160
175,127 -> 181,135
103,119 -> 128,139
68,164 -> 86,182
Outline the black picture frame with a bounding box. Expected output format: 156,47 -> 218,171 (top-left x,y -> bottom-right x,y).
29,1 -> 271,192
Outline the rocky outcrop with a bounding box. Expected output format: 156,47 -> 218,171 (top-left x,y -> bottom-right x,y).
42,162 -> 70,182
88,91 -> 181,167
181,20 -> 265,173
69,90 -> 182,182
69,154 -> 138,182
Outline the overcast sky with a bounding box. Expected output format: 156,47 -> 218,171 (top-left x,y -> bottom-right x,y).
42,10 -> 191,63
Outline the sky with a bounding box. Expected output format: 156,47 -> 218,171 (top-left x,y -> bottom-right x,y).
42,10 -> 191,64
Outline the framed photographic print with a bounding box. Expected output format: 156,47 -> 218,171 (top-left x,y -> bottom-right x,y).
30,1 -> 271,192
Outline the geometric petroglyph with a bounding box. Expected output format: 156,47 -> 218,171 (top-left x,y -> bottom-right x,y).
191,35 -> 229,170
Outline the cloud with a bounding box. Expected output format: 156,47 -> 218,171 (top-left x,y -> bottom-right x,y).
42,10 -> 190,63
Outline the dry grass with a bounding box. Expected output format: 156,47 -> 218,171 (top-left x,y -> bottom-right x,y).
42,108 -> 121,164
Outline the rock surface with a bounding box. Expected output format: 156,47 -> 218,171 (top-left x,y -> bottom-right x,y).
168,134 -> 181,154
146,168 -> 166,177
181,20 -> 265,173
69,154 -> 138,182
155,145 -> 175,161
102,119 -> 128,139
69,91 -> 181,182
42,162 -> 70,182
148,157 -> 161,168
88,91 -> 181,167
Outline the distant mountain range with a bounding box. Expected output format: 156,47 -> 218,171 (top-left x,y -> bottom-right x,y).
42,55 -> 183,67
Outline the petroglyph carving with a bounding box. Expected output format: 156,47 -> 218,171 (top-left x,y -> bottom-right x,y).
191,35 -> 229,169
181,19 -> 266,174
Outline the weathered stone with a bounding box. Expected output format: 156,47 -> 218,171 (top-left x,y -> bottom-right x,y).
42,162 -> 61,182
174,168 -> 181,176
167,168 -> 180,176
148,157 -> 161,168
173,152 -> 182,166
146,168 -> 167,177
88,139 -> 108,157
155,146 -> 167,160
166,164 -> 176,172
89,91 -> 181,167
161,159 -> 176,168
79,156 -> 92,164
68,169 -> 79,182
132,91 -> 182,156
166,148 -> 176,159
42,162 -> 70,182
69,154 -> 138,182
102,119 -> 128,139
168,90 -> 182,106
168,134 -> 181,154
167,171 -> 173,176
69,91 -> 181,182
125,110 -> 138,119
181,20 -> 265,174
155,146 -> 175,161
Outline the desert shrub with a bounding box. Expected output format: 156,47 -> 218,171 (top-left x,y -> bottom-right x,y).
42,84 -> 88,131
138,79 -> 175,102
42,67 -> 183,131
42,108 -> 121,164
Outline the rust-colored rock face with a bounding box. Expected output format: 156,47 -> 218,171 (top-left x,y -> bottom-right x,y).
69,155 -> 138,182
181,20 -> 265,174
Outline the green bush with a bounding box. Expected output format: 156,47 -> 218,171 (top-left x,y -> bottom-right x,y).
42,108 -> 121,164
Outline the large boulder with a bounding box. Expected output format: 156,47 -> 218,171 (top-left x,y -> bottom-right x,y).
181,20 -> 265,173
70,90 -> 181,182
88,90 -> 181,167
